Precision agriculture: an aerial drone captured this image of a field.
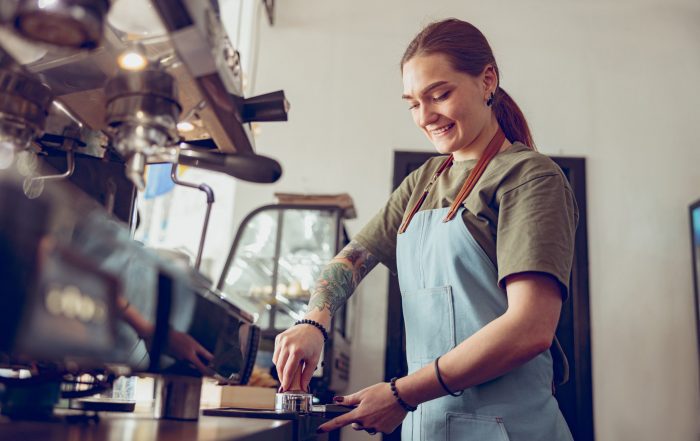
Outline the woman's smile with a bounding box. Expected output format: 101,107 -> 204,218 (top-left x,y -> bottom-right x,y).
429,122 -> 456,137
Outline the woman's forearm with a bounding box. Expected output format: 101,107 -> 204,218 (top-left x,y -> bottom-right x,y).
395,312 -> 551,405
396,273 -> 563,406
306,240 -> 379,326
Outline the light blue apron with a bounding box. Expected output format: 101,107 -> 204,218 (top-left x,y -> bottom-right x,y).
396,206 -> 573,441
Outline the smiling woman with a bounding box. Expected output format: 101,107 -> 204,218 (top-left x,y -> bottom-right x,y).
400,18 -> 534,155
401,56 -> 505,162
273,18 -> 577,441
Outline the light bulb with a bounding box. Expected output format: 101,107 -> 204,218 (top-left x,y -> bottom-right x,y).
117,50 -> 148,71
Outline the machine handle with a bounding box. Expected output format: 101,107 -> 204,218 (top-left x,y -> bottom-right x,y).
240,90 -> 289,123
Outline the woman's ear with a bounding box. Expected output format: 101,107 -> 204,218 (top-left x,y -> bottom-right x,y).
481,64 -> 498,96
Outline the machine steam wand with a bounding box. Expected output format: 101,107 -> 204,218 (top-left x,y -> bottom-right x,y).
169,164 -> 214,271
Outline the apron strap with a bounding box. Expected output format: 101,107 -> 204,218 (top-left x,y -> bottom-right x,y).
398,153 -> 453,234
442,127 -> 505,222
398,127 -> 506,234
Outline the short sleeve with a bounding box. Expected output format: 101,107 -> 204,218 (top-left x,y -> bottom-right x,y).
496,173 -> 578,300
353,169 -> 420,274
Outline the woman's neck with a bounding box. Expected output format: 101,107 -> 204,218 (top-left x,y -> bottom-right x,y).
452,116 -> 511,162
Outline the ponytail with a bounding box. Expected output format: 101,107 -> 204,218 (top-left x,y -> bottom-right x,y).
492,87 -> 535,149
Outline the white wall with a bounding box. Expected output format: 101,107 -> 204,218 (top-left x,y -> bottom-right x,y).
227,1 -> 700,440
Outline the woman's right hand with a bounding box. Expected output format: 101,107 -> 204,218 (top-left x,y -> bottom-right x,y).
273,240 -> 379,391
273,323 -> 325,392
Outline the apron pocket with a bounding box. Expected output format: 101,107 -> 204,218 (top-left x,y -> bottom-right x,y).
446,413 -> 511,441
402,285 -> 456,361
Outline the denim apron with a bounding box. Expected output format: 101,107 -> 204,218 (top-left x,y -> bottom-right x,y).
396,206 -> 573,441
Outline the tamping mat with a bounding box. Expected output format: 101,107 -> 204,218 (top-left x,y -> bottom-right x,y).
203,404 -> 354,419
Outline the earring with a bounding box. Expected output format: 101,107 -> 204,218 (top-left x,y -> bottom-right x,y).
486,92 -> 494,107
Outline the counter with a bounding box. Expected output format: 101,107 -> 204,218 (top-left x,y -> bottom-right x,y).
0,411 -> 305,441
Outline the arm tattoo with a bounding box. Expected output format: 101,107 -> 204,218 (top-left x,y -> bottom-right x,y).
307,262 -> 354,315
337,241 -> 380,286
307,240 -> 380,315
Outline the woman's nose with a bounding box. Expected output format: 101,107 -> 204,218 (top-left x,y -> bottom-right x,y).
417,104 -> 438,128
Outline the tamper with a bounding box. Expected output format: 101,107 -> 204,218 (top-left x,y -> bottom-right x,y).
275,372 -> 312,414
275,390 -> 313,413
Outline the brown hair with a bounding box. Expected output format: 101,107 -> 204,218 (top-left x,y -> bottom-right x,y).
401,18 -> 535,149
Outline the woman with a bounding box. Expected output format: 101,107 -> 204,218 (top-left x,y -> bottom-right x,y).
273,18 -> 577,440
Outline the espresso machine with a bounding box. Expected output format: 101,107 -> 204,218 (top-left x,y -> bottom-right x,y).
0,0 -> 289,424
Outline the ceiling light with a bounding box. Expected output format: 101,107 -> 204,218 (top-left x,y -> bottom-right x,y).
177,121 -> 195,132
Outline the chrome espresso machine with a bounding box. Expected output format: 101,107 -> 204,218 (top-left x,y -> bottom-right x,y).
0,0 -> 350,431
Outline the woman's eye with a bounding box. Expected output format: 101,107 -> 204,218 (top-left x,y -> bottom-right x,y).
433,91 -> 450,102
408,103 -> 419,110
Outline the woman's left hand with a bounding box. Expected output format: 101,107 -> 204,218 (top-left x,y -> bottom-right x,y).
316,382 -> 408,435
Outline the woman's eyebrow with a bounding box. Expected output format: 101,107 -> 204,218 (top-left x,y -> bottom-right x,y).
401,81 -> 449,100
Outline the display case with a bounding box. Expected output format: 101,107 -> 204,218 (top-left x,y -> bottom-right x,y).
217,204 -> 351,398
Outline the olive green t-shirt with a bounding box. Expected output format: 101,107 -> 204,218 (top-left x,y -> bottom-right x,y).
354,142 -> 579,298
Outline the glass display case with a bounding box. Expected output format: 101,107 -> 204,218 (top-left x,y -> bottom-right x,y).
217,204 -> 351,397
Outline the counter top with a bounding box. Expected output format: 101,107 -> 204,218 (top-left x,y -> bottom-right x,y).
0,412 -> 293,441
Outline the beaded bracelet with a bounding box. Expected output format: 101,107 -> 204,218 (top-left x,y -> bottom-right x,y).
389,377 -> 417,412
434,356 -> 464,397
294,319 -> 329,342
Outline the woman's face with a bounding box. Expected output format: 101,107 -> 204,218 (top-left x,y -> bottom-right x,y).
402,53 -> 495,159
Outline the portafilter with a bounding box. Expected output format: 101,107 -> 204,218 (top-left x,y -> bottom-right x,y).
105,68 -> 181,191
0,69 -> 52,161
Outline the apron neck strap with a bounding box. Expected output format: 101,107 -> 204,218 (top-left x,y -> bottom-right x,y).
443,127 -> 506,222
397,127 -> 506,234
398,153 -> 453,234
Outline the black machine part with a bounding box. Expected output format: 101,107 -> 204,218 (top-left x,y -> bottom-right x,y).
177,146 -> 282,184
